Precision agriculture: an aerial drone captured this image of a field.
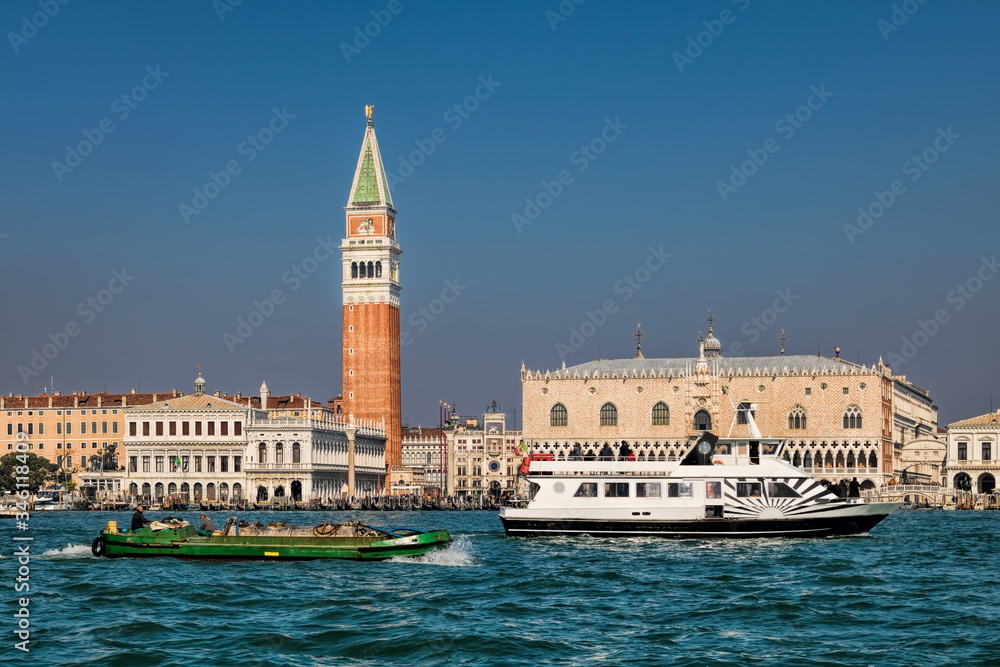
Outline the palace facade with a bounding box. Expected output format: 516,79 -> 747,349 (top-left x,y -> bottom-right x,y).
522,326 -> 938,489
945,409 -> 999,493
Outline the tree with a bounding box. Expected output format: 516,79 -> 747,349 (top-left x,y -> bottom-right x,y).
0,452 -> 57,493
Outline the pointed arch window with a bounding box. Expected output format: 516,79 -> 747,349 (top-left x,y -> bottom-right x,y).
550,403 -> 568,427
694,409 -> 712,431
351,262 -> 358,278
843,405 -> 862,429
652,402 -> 670,426
788,406 -> 807,430
600,403 -> 618,427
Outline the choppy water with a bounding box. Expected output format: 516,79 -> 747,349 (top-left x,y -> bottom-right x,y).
3,509 -> 999,666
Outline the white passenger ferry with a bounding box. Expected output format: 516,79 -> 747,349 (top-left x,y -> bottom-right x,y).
500,412 -> 901,538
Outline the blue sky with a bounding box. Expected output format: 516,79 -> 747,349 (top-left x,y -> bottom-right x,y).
2,0 -> 998,427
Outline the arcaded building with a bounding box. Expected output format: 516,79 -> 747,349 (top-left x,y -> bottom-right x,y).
945,410 -> 999,493
521,325 -> 938,488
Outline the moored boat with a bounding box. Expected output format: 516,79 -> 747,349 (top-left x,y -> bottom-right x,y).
500,408 -> 902,539
92,517 -> 452,560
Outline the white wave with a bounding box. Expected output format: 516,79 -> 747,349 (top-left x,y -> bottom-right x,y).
41,543 -> 95,558
390,535 -> 478,567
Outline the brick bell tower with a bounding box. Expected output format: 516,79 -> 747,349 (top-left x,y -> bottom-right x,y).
341,106 -> 402,471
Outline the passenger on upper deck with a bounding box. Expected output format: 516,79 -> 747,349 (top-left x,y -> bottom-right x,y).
569,443 -> 583,460
598,444 -> 614,461
618,442 -> 632,460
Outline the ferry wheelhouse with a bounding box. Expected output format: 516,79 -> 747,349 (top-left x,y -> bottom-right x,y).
500,412 -> 901,538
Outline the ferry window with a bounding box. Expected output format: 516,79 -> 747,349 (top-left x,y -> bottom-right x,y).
667,482 -> 693,498
762,443 -> 777,455
706,481 -> 722,499
767,482 -> 800,498
574,483 -> 598,497
528,482 -> 541,500
736,482 -> 762,498
636,482 -> 661,498
604,483 -> 629,497
715,443 -> 730,455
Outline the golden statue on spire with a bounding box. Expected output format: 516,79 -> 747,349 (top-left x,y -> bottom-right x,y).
365,104 -> 374,119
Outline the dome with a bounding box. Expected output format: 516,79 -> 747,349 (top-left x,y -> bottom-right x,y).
703,331 -> 723,357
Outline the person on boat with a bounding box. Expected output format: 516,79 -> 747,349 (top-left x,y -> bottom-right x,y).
618,442 -> 631,460
199,515 -> 217,533
569,443 -> 583,460
848,478 -> 861,498
598,444 -> 614,461
130,506 -> 152,532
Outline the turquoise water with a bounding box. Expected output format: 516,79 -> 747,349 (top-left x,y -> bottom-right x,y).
4,510 -> 999,666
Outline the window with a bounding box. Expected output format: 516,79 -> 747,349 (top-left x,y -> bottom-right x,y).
351,261 -> 358,278
155,456 -> 164,472
208,422 -> 215,436
81,421 -> 87,434
182,421 -> 189,436
155,422 -> 163,436
234,422 -> 242,436
102,421 -> 108,434
984,442 -> 993,461
767,482 -> 800,498
220,456 -> 229,472
574,482 -> 598,497
843,387 -> 849,394
805,388 -> 812,395
142,422 -> 149,436
221,422 -> 229,436
600,403 -> 618,427
195,422 -> 202,436
80,456 -> 86,467
207,456 -> 216,472
957,442 -> 968,461
5,424 -> 10,435
694,410 -> 712,431
667,482 -> 693,498
652,402 -> 670,426
142,456 -> 150,472
636,482 -> 661,498
195,456 -> 202,472
788,407 -> 807,430
112,422 -> 118,434
258,444 -> 267,464
38,423 -> 43,435
66,422 -> 72,435
234,456 -> 241,473
292,443 -> 301,463
56,422 -> 62,435
737,402 -> 752,425
181,456 -> 189,472
605,483 -> 629,497
130,422 -> 137,436
843,406 -> 862,429
169,422 -> 176,436
129,456 -> 137,472
275,443 -> 284,464
550,403 -> 568,427
91,421 -> 97,433
736,482 -> 762,498
706,481 -> 722,499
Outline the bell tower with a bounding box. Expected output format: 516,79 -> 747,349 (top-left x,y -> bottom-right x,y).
341,106 -> 402,470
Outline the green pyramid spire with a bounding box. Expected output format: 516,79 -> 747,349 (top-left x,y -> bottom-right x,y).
348,118 -> 393,208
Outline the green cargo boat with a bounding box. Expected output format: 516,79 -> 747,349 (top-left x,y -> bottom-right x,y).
91,518 -> 452,561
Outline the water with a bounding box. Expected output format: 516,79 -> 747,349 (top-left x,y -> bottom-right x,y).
4,509 -> 998,666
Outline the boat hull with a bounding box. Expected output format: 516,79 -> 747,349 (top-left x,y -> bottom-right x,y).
95,525 -> 452,560
500,504 -> 900,538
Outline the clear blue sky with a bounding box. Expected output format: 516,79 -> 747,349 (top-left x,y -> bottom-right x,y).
3,1 -> 998,427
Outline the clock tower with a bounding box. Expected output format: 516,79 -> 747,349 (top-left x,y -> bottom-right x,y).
342,108 -> 402,471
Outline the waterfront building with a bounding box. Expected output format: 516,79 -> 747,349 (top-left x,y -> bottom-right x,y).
401,426 -> 449,491
447,403 -> 523,499
341,108 -> 403,471
121,376 -> 386,504
1,389 -> 172,488
521,321 -> 938,489
944,409 -> 1000,493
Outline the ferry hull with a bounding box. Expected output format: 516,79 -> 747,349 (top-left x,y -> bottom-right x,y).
499,512 -> 896,538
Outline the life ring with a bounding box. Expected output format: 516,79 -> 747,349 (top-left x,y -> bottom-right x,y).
91,536 -> 106,557
712,460 -> 725,465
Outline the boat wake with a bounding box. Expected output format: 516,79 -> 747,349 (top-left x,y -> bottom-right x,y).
389,535 -> 477,567
41,543 -> 96,559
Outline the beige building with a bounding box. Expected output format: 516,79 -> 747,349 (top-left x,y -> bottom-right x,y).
945,409 -> 1000,493
1,389 -> 173,488
448,404 -> 522,499
522,328 -> 938,490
